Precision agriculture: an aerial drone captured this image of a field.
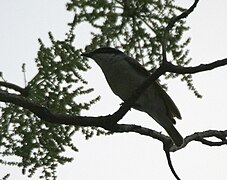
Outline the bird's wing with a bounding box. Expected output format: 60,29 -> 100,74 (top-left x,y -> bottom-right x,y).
124,56 -> 150,76
154,82 -> 182,121
124,56 -> 182,122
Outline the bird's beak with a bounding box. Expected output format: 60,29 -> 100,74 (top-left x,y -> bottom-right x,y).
81,52 -> 90,58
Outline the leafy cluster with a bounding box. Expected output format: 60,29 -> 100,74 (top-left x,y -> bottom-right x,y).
67,0 -> 201,96
0,32 -> 101,179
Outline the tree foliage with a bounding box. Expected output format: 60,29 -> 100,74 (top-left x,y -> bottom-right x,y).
0,28 -> 101,178
0,0 -> 204,179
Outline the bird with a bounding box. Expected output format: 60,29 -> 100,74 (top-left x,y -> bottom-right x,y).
81,47 -> 183,146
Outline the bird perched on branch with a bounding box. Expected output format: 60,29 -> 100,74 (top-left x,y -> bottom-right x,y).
81,47 -> 183,146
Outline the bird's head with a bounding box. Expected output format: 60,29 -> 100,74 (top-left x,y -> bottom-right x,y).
81,47 -> 125,63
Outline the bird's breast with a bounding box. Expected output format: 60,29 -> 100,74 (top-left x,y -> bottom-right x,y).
102,61 -> 146,100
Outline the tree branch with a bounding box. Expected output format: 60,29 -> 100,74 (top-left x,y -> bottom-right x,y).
165,0 -> 199,33
161,0 -> 199,62
165,58 -> 227,74
170,130 -> 227,152
164,148 -> 181,180
1,89 -> 227,151
0,81 -> 29,97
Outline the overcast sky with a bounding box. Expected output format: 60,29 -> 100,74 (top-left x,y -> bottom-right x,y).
1,1 -> 227,180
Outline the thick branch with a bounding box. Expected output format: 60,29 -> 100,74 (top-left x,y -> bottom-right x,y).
2,87 -> 227,180
0,90 -> 110,127
1,89 -> 227,150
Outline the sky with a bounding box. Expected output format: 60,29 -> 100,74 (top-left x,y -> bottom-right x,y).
0,1 -> 227,180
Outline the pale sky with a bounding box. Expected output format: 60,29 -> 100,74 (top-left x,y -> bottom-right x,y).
0,1 -> 227,180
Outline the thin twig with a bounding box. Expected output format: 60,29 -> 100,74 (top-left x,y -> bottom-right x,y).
22,63 -> 27,87
165,149 -> 181,180
164,58 -> 227,74
170,130 -> 227,152
0,81 -> 29,96
161,0 -> 199,62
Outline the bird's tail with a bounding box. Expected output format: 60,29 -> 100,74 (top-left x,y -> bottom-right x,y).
163,122 -> 183,147
150,114 -> 184,147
